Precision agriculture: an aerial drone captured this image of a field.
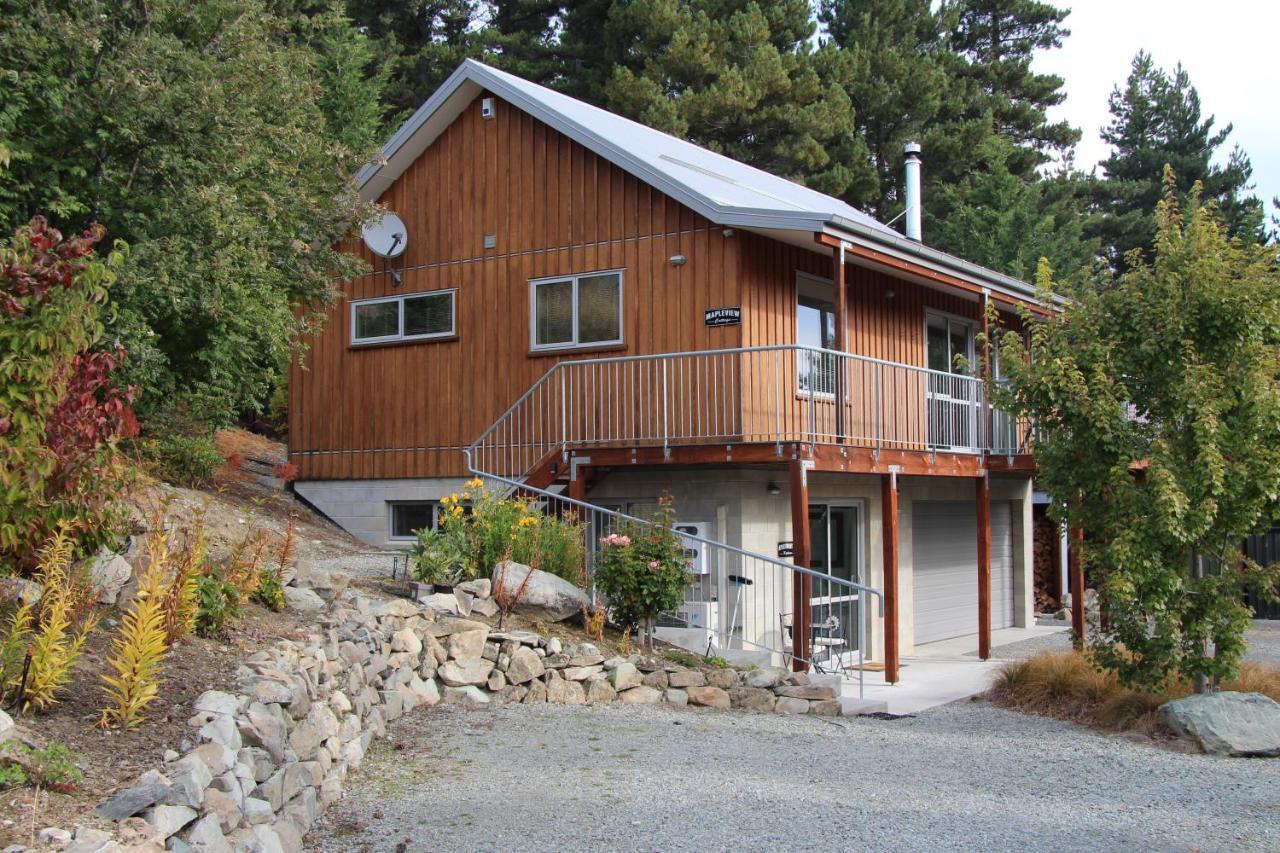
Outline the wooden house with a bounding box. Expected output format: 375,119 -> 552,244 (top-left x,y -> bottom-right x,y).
290,61 -> 1046,681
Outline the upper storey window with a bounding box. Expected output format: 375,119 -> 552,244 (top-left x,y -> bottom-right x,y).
530,270 -> 623,351
350,289 -> 456,345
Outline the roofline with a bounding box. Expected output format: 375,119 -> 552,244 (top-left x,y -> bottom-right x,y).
356,59 -> 1039,306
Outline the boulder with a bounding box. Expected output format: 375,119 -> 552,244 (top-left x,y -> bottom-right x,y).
546,678 -> 586,705
744,667 -> 786,689
567,645 -> 605,667
774,697 -> 810,715
426,617 -> 489,639
505,646 -> 546,685
1160,691 -> 1280,757
728,687 -> 776,713
186,812 -> 232,852
809,700 -> 842,716
585,677 -> 616,705
490,561 -> 590,622
523,680 -> 548,704
283,586 -> 325,613
706,668 -> 738,689
775,684 -> 838,701
438,658 -> 494,687
664,688 -> 688,707
617,685 -> 663,704
390,628 -> 422,655
564,665 -> 603,681
642,670 -> 668,689
418,592 -> 460,613
447,627 -> 489,661
609,662 -> 643,691
469,597 -> 500,618
145,804 -> 198,839
87,550 -> 132,605
0,576 -> 43,607
687,686 -> 731,710
0,709 -> 13,745
96,783 -> 172,821
456,579 -> 491,599
667,670 -> 705,689
442,685 -> 490,707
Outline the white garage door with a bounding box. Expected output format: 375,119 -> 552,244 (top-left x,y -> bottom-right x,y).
912,501 -> 1014,645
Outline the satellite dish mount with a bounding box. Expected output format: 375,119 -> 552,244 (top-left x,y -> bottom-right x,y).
361,212 -> 408,287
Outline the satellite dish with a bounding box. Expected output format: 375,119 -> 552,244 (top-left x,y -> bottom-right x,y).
361,212 -> 408,259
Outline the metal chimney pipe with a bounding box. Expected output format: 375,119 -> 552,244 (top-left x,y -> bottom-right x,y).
903,141 -> 922,242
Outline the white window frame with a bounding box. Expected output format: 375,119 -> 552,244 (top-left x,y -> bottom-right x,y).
923,308 -> 977,375
528,269 -> 624,352
387,501 -> 441,541
350,288 -> 457,346
795,271 -> 838,398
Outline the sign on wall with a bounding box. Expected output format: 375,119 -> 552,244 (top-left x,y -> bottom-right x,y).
776,541 -> 794,559
704,307 -> 741,327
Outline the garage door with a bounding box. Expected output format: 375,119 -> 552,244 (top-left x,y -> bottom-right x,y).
913,501 -> 1014,645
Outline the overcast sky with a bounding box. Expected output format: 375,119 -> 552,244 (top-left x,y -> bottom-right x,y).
1034,0 -> 1279,207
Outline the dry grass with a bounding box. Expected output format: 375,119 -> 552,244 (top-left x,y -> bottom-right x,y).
990,651 -> 1280,735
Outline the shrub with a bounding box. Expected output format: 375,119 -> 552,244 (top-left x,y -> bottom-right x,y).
0,741 -> 83,792
0,217 -> 137,574
100,557 -> 169,730
18,529 -> 99,712
195,571 -> 241,637
252,567 -> 286,612
146,433 -> 226,488
592,497 -> 691,650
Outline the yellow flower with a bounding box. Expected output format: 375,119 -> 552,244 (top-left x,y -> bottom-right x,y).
460,491 -> 471,501
465,477 -> 485,490
518,515 -> 539,528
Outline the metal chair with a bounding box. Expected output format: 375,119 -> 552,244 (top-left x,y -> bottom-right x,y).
779,612 -> 795,669
810,615 -> 848,676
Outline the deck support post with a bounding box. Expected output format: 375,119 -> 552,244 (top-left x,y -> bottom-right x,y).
1070,526 -> 1086,650
833,242 -> 848,442
976,471 -> 992,660
881,469 -> 900,684
789,458 -> 812,672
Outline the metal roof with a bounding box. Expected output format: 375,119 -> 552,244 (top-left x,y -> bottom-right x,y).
357,59 -> 1038,302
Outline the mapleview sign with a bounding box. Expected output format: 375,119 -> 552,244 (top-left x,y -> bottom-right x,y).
704,307 -> 741,327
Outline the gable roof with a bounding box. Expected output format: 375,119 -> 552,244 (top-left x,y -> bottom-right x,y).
357,59 -> 1038,303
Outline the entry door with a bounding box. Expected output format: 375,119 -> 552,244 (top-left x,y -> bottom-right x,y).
808,505 -> 861,652
926,313 -> 980,451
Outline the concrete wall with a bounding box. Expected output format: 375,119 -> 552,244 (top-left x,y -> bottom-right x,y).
295,478 -> 467,549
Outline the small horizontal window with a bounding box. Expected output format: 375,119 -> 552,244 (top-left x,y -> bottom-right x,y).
530,270 -> 623,351
389,501 -> 440,540
351,289 -> 456,345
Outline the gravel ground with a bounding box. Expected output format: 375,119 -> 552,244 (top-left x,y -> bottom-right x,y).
313,551 -> 401,580
1245,620 -> 1280,664
979,621 -> 1280,664
309,700 -> 1278,853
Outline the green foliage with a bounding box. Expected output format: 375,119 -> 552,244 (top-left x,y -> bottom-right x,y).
1089,52 -> 1266,270
993,170 -> 1280,691
142,433 -> 226,489
412,479 -> 585,585
0,741 -> 83,791
252,567 -> 287,613
705,655 -> 729,669
0,0 -> 374,427
592,497 -> 691,649
195,571 -> 242,638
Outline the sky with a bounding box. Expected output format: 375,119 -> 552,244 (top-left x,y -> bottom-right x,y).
1033,0 -> 1280,207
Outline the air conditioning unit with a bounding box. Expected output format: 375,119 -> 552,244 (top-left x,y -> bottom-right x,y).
674,522 -> 710,575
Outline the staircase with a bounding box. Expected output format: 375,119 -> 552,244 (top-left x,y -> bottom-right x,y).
465,346 -> 889,696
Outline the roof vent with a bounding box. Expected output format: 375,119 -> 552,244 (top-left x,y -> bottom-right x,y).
903,142 -> 922,242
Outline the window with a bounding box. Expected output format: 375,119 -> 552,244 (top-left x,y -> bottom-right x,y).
351,289 -> 456,345
925,312 -> 975,375
530,270 -> 623,350
388,502 -> 440,541
796,273 -> 837,395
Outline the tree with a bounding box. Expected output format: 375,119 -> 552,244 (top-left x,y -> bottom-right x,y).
1089,52 -> 1266,269
940,0 -> 1078,180
0,0 -> 373,426
994,170 -> 1280,692
600,0 -> 865,196
927,135 -> 1094,280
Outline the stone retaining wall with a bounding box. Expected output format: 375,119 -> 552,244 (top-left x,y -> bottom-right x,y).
83,581 -> 840,853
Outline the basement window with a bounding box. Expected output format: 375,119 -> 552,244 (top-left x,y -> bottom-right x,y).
530,270 -> 623,351
388,502 -> 441,541
351,289 -> 456,345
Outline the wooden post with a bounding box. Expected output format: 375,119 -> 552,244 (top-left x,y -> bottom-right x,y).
881,470 -> 900,684
789,458 -> 812,672
833,242 -> 847,442
1070,526 -> 1085,650
568,464 -> 587,523
976,472 -> 992,660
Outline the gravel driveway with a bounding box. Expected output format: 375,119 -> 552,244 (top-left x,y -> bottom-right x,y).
309,700 -> 1278,853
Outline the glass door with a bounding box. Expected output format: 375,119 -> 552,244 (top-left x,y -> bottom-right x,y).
926,313 -> 979,450
807,505 -> 861,656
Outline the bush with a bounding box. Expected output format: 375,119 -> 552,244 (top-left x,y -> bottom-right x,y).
100,555 -> 169,730
145,433 -> 226,488
592,496 -> 691,650
0,741 -> 83,792
412,479 -> 585,586
252,567 -> 286,612
195,571 -> 241,637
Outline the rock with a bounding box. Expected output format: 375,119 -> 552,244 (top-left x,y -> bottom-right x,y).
523,680 -> 548,703
1160,691 -> 1280,757
390,628 -> 422,655
456,579 -> 491,599
775,684 -> 837,701
666,670 -> 705,689
283,586 -> 325,613
245,824 -> 286,853
442,685 -> 490,707
602,656 -> 627,670
438,658 -> 494,687
186,813 -> 232,852
97,784 -> 173,821
65,826 -> 115,853
585,678 -> 616,704
642,670 -> 668,689
546,637 -> 563,655
468,597 -> 500,618
505,647 -> 546,685
242,798 -> 272,826
744,667 -> 786,689
774,697 -> 810,715
117,817 -> 158,847
617,685 -> 663,704
165,755 -> 213,808
87,550 -> 132,605
563,665 -> 602,681
609,662 -> 643,691
419,592 -> 460,613
309,570 -> 350,603
486,670 -> 507,692
145,804 -> 198,839
490,561 -> 590,622
495,685 -> 529,704
489,630 -> 544,646
426,617 -> 489,638
546,678 -> 586,705
193,691 -> 241,719
686,686 -> 731,709
809,700 -> 842,716
237,705 -> 288,765
0,709 -> 14,745
37,828 -> 71,847
369,598 -> 421,618
706,668 -> 738,689
567,645 -> 604,667
201,788 -> 243,833
447,627 -> 489,661
729,687 -> 776,712
191,743 -> 236,777
0,576 -> 42,607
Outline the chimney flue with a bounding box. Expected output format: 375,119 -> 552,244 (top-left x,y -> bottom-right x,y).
903,142 -> 922,242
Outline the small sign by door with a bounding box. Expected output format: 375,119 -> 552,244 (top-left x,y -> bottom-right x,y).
776,541 -> 794,559
704,307 -> 741,327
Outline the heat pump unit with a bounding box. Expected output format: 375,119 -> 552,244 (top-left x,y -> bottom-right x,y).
674,522 -> 710,575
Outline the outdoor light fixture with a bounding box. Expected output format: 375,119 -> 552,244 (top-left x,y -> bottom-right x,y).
669,254 -> 687,266
885,288 -> 895,300
766,482 -> 781,496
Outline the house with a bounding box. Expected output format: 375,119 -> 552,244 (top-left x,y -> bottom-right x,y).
289,60 -> 1047,682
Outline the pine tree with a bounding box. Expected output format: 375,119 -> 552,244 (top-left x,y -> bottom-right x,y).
1089,52 -> 1266,269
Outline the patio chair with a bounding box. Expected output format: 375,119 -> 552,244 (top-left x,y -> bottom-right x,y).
810,615 -> 848,676
779,612 -> 794,669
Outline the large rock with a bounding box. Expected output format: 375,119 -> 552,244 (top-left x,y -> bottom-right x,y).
687,686 -> 731,710
667,670 -> 705,689
96,783 -> 172,821
744,667 -> 786,689
438,658 -> 494,687
0,709 -> 13,745
0,576 -> 42,607
87,550 -> 133,605
490,561 -> 590,622
1160,691 -> 1280,757
617,685 -> 663,704
775,684 -> 837,701
609,662 -> 643,691
505,646 -> 546,685
283,586 -> 325,613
